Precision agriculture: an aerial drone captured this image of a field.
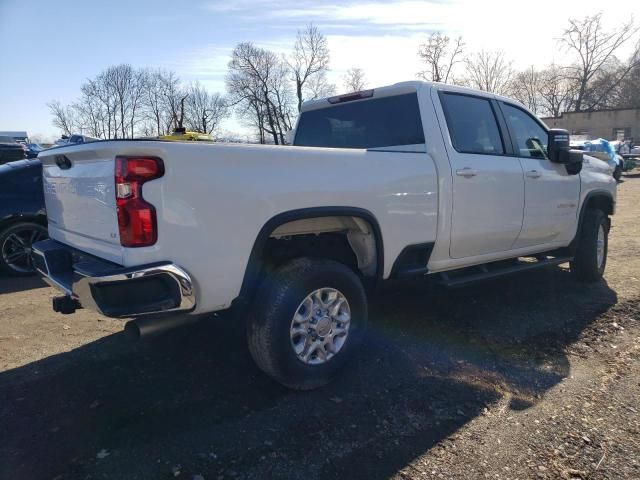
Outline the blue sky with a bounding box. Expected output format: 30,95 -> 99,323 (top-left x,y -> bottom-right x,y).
1,0 -> 639,140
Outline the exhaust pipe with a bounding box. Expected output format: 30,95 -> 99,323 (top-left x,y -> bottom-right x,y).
124,314 -> 202,340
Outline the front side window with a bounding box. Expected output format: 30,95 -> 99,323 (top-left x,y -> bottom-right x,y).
502,103 -> 549,159
294,93 -> 425,149
440,93 -> 504,155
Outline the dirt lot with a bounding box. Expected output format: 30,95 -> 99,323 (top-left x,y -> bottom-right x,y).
1,174 -> 639,480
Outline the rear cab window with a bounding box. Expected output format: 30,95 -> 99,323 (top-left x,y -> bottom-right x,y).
439,92 -> 505,155
294,93 -> 425,149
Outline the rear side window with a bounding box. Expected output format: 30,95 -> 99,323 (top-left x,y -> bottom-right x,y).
440,93 -> 504,155
294,93 -> 425,149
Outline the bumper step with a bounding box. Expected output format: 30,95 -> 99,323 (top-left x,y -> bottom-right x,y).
32,239 -> 196,318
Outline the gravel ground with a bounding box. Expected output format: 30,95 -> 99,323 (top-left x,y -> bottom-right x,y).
1,173 -> 638,480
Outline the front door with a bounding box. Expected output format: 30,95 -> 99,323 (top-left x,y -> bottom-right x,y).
498,102 -> 580,248
437,91 -> 525,259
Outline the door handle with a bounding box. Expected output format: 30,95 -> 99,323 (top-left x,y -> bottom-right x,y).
456,168 -> 478,178
526,170 -> 542,179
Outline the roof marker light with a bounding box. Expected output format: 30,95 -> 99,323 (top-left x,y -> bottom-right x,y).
327,89 -> 374,104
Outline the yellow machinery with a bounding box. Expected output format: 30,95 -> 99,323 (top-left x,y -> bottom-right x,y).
159,128 -> 214,142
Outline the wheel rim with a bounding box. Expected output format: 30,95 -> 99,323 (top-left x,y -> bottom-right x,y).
290,287 -> 351,365
1,226 -> 47,273
596,224 -> 605,269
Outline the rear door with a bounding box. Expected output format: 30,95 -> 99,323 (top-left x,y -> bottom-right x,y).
437,91 -> 524,259
498,102 -> 580,248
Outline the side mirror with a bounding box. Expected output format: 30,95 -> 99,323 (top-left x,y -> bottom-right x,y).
548,128 -> 583,175
548,129 -> 570,163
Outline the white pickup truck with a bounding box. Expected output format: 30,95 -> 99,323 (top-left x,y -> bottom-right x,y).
33,81 -> 616,389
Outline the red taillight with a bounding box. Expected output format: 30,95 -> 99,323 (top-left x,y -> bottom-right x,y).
115,156 -> 164,247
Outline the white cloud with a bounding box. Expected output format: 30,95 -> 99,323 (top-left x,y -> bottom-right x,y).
179,0 -> 640,133
197,0 -> 640,74
325,34 -> 426,90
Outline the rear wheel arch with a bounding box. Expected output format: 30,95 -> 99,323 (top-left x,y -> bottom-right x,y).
236,207 -> 384,307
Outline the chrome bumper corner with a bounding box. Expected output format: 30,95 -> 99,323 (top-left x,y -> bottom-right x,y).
32,239 -> 196,318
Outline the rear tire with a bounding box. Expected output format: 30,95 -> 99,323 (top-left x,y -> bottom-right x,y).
570,209 -> 608,282
0,222 -> 48,276
247,257 -> 367,390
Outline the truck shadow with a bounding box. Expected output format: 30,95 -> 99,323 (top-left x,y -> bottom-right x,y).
0,275 -> 47,294
0,267 -> 617,480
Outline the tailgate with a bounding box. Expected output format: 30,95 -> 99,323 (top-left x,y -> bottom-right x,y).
39,144 -> 123,263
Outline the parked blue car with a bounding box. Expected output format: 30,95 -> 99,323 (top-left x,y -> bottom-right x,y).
0,159 -> 48,275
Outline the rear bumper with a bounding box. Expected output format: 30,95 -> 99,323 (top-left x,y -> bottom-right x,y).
32,239 -> 196,318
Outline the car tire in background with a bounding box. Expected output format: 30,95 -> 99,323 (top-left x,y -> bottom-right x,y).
570,209 -> 608,282
247,257 -> 367,390
0,222 -> 48,276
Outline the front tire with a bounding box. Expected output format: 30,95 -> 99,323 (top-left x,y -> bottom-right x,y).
247,258 -> 367,390
570,209 -> 608,282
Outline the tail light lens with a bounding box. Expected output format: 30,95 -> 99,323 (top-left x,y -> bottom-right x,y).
115,156 -> 164,247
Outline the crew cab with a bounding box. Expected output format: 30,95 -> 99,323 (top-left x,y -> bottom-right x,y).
33,81 -> 616,389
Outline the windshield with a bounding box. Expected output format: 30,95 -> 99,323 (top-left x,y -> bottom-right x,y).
294,93 -> 425,149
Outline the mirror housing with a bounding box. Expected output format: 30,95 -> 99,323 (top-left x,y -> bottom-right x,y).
548,128 -> 583,175
548,129 -> 571,163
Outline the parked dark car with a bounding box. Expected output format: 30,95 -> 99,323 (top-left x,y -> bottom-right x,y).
0,159 -> 48,275
0,136 -> 26,165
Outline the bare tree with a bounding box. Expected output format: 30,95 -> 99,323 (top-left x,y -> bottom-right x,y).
140,69 -> 181,136
47,101 -> 77,136
537,65 -> 576,117
269,57 -> 296,141
343,67 -> 367,92
128,68 -> 148,138
108,64 -> 135,138
75,84 -> 107,138
304,70 -> 336,99
50,64 -> 226,140
462,50 -> 514,95
289,23 -> 330,112
185,81 -> 229,134
227,42 -> 293,144
560,12 -> 639,111
510,66 -> 542,113
417,32 -> 464,83
158,70 -> 188,133
613,54 -> 640,108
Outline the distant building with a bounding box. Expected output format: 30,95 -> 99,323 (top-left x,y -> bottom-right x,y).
0,131 -> 28,143
541,108 -> 640,141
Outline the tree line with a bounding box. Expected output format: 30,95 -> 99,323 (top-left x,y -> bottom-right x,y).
49,67 -> 228,139
50,12 -> 639,142
418,13 -> 640,117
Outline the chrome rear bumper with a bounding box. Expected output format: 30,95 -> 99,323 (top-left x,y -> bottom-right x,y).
32,239 -> 196,318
